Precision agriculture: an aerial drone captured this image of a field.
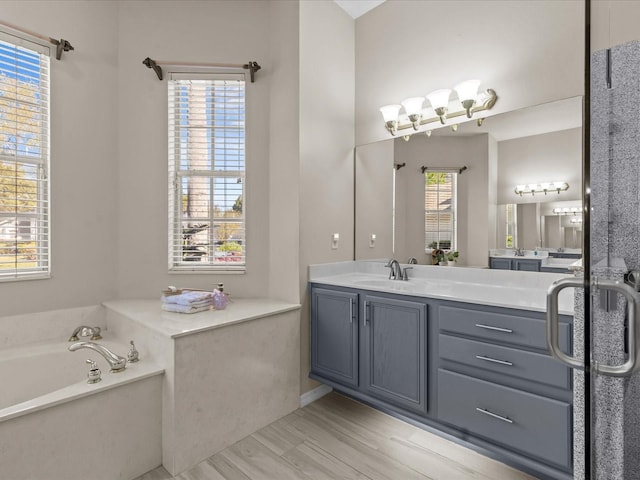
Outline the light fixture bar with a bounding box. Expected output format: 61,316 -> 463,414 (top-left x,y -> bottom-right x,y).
515,182 -> 569,196
395,88 -> 497,134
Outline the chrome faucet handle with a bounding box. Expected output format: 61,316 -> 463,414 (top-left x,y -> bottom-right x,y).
407,257 -> 418,264
88,327 -> 102,341
127,340 -> 139,363
85,359 -> 102,384
402,267 -> 413,280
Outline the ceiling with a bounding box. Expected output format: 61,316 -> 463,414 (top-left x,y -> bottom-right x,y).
334,0 -> 386,19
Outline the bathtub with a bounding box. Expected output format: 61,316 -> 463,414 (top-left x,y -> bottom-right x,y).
0,338 -> 165,480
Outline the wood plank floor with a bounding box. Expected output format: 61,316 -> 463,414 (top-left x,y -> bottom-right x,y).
137,392 -> 537,480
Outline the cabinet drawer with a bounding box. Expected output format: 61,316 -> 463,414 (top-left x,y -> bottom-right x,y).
439,334 -> 571,390
439,305 -> 571,353
438,369 -> 571,469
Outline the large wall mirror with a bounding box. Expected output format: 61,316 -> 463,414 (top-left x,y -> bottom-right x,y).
355,96 -> 583,267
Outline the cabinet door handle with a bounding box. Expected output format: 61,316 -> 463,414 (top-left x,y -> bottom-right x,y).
475,355 -> 513,366
349,298 -> 353,324
364,300 -> 369,326
476,407 -> 513,424
475,323 -> 513,333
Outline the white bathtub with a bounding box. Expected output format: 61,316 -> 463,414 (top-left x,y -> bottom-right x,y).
0,338 -> 165,480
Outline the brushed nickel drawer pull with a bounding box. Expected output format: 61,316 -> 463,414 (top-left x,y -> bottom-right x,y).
475,323 -> 513,333
476,407 -> 514,424
476,355 -> 513,366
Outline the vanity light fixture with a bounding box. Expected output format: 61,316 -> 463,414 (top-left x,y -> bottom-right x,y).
514,182 -> 569,196
570,217 -> 583,224
553,207 -> 581,215
379,82 -> 497,137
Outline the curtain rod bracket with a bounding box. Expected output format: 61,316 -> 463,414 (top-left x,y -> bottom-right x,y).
395,162 -> 406,170
243,61 -> 261,83
143,57 -> 163,80
53,38 -> 74,60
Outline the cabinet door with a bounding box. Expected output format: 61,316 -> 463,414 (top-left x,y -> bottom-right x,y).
311,288 -> 359,388
489,258 -> 512,270
362,295 -> 427,413
512,259 -> 541,272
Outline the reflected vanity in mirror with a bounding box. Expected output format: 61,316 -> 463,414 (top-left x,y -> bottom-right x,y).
355,96 -> 583,268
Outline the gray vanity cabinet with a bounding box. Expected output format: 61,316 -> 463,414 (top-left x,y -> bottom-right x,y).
310,287 -> 359,388
361,295 -> 427,414
489,257 -> 512,270
489,257 -> 542,271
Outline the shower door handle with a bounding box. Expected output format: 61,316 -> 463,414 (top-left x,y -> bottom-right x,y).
546,277 -> 640,377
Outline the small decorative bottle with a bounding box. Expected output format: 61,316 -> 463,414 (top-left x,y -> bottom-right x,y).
212,283 -> 228,310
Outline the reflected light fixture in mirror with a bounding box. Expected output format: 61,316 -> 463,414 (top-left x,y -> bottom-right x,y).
514,181 -> 569,196
379,81 -> 497,137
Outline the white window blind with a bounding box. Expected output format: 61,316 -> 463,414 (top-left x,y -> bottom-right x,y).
168,73 -> 246,272
425,172 -> 457,251
0,32 -> 50,281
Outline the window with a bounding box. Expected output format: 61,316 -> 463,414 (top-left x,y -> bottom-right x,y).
168,73 -> 246,272
425,172 -> 457,251
0,32 -> 50,281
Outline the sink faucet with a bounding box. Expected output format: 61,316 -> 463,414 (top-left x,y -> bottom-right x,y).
69,325 -> 102,342
515,248 -> 525,257
385,259 -> 403,280
68,341 -> 127,372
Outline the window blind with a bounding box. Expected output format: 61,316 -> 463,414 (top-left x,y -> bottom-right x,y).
0,32 -> 50,281
425,172 -> 457,251
168,73 -> 246,271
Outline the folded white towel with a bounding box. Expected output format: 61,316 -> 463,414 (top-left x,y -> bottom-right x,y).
161,303 -> 211,314
162,290 -> 213,306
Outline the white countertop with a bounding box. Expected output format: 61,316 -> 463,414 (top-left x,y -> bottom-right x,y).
103,298 -> 301,339
309,261 -> 575,315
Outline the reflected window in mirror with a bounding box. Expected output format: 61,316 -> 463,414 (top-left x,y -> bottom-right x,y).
425,172 -> 457,251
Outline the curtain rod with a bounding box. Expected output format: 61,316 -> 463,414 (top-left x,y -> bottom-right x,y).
0,19 -> 74,60
421,166 -> 468,175
142,57 -> 261,82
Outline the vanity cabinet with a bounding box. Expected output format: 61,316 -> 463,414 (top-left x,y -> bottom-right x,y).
489,257 -> 541,272
362,295 -> 427,414
309,282 -> 573,480
310,287 -> 359,388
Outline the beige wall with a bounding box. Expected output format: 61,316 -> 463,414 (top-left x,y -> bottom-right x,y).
0,1 -> 119,317
354,140 -> 394,260
355,1 -> 584,146
592,1 -> 640,52
497,128 -> 582,205
116,1 -> 279,300
299,0 -> 355,394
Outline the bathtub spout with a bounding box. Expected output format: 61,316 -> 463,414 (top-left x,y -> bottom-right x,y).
68,342 -> 127,372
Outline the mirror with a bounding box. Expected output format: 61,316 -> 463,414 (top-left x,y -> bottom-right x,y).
355,96 -> 582,266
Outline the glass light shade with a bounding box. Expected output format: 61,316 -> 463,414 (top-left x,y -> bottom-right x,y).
454,80 -> 481,102
426,89 -> 452,109
401,97 -> 425,116
379,104 -> 402,122
554,181 -> 566,189
540,182 -> 551,190
516,184 -> 526,192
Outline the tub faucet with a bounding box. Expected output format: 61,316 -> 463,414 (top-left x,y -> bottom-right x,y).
69,325 -> 102,342
68,341 -> 127,372
385,259 -> 403,280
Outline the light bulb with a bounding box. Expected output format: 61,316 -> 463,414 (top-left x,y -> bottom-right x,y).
401,97 -> 425,130
454,80 -> 481,118
426,89 -> 451,124
379,104 -> 401,135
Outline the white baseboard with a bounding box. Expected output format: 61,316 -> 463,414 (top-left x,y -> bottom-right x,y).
300,384 -> 333,408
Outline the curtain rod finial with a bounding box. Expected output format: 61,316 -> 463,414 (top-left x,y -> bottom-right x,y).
55,39 -> 74,60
